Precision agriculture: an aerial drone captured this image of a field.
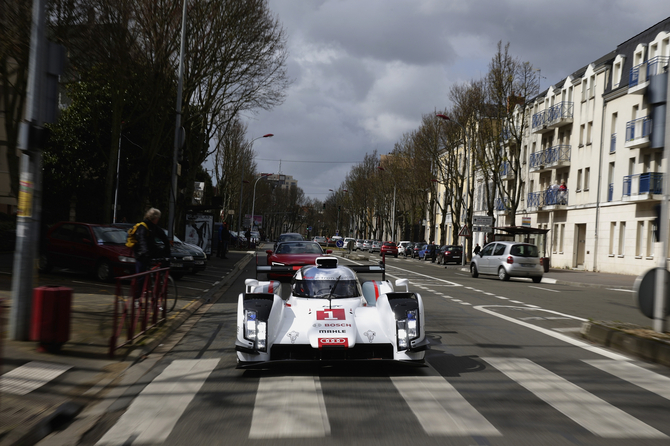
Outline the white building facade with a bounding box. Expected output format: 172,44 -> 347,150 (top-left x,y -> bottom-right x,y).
432,18 -> 670,276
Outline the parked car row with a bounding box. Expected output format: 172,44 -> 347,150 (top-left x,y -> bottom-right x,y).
39,221 -> 209,282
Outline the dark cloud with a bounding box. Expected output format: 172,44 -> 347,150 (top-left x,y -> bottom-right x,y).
242,0 -> 670,199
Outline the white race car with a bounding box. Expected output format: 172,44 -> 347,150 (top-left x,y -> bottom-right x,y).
235,257 -> 428,367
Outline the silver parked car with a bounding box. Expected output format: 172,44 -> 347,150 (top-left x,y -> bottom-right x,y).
470,241 -> 543,283
369,240 -> 382,253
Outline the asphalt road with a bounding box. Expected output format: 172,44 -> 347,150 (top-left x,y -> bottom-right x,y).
65,254 -> 670,446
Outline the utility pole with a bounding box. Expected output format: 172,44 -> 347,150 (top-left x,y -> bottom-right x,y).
11,0 -> 64,340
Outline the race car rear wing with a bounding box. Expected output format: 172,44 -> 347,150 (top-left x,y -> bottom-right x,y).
255,255 -> 386,280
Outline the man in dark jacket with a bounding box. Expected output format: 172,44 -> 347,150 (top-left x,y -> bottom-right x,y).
133,208 -> 171,275
427,241 -> 437,263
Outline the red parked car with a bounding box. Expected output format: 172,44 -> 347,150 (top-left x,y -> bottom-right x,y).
266,241 -> 332,280
379,242 -> 398,258
39,222 -> 136,281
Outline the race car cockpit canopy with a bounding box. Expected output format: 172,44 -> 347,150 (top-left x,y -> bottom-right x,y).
292,260 -> 362,298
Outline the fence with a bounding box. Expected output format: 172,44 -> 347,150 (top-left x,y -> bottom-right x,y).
109,267 -> 169,357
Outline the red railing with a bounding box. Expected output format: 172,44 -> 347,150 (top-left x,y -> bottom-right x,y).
109,267 -> 169,357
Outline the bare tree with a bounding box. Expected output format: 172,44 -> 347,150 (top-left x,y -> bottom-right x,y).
0,0 -> 32,200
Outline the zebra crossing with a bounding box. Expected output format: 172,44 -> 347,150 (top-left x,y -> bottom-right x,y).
84,356 -> 670,443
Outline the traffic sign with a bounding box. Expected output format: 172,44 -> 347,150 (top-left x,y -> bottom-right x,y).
473,226 -> 492,233
458,226 -> 471,237
336,240 -> 344,248
473,216 -> 493,226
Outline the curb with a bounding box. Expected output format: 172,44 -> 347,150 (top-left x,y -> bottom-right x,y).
4,254 -> 253,446
580,321 -> 670,366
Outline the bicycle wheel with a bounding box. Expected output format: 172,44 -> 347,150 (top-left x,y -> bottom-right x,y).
167,275 -> 179,312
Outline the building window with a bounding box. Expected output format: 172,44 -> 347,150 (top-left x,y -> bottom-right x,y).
579,124 -> 585,147
559,224 -> 565,253
576,169 -> 583,192
584,167 -> 590,191
618,221 -> 626,256
636,221 -> 644,257
587,121 -> 593,145
647,219 -> 655,258
609,222 -> 616,255
552,224 -> 558,254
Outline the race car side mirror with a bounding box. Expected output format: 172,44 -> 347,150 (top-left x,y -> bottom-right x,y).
266,250 -> 273,255
395,278 -> 409,292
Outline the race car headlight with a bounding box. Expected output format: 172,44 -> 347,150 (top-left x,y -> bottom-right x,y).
118,256 -> 136,263
243,310 -> 267,352
396,309 -> 419,351
183,255 -> 194,261
271,261 -> 285,266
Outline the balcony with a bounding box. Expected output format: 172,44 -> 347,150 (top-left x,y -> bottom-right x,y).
526,189 -> 569,212
622,172 -> 663,202
494,197 -> 510,214
629,56 -> 669,94
531,102 -> 574,133
499,161 -> 514,180
624,116 -> 652,149
528,144 -> 571,172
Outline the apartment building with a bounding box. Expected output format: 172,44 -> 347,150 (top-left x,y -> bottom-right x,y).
432,17 -> 670,276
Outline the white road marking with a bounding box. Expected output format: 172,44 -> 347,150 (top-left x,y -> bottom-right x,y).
95,359 -> 219,446
392,376 -> 500,436
250,376 -> 330,438
495,296 -> 509,300
484,358 -> 666,438
509,300 -> 524,304
584,359 -> 670,401
607,288 -> 634,293
0,361 -> 72,395
529,286 -> 560,293
474,305 -> 628,361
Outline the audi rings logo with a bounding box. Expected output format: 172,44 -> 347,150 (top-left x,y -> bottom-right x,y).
318,337 -> 349,348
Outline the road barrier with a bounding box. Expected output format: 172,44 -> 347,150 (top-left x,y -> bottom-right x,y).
109,268 -> 169,358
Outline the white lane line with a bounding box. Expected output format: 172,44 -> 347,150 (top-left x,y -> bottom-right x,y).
474,305 -> 628,361
460,302 -> 472,305
584,359 -> 670,401
392,376 -> 500,436
524,304 -> 541,308
177,285 -> 209,291
0,361 -> 72,395
495,296 -> 509,300
529,286 -> 560,293
250,376 -> 330,438
509,300 -> 524,304
607,288 -> 634,293
484,358 -> 666,438
95,359 -> 219,446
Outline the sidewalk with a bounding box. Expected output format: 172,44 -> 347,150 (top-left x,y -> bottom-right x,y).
0,250 -> 254,446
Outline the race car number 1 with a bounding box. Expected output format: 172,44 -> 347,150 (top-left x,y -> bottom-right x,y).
317,308 -> 345,320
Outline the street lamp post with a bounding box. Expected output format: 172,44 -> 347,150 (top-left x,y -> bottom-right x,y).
237,134 -> 273,234
437,114 -> 470,266
251,173 -> 272,235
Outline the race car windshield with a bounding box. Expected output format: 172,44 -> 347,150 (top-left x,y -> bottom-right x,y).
292,279 -> 360,298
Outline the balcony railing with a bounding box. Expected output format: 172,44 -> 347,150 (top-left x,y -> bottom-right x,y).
610,133 -> 616,153
531,102 -> 574,132
625,116 -> 652,145
608,183 -> 613,202
623,172 -> 663,197
494,197 -> 510,212
527,189 -> 569,208
529,145 -> 571,170
629,56 -> 670,88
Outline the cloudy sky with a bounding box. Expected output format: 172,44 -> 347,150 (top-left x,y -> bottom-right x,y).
243,0 -> 670,200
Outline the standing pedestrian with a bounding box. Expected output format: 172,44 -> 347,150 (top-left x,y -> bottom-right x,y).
218,222 -> 230,258
474,243 -> 481,255
245,227 -> 251,249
